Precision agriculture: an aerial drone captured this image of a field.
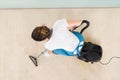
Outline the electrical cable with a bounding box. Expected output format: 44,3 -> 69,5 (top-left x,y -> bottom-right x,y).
99,56 -> 120,65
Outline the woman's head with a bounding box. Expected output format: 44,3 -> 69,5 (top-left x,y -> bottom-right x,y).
31,25 -> 51,41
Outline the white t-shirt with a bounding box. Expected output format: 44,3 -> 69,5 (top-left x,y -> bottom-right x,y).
45,19 -> 79,52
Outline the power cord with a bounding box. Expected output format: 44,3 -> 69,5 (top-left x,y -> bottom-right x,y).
99,56 -> 120,65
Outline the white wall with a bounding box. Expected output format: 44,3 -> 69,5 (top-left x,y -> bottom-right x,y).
0,0 -> 120,8
0,8 -> 120,80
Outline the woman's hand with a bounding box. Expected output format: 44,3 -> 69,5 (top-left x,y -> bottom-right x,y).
67,20 -> 81,31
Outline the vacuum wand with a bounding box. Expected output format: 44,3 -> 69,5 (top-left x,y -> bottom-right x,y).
29,49 -> 47,66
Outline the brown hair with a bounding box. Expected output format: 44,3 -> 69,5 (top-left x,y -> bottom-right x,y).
31,25 -> 51,41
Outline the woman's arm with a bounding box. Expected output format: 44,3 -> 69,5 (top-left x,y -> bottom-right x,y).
43,50 -> 55,56
67,20 -> 82,31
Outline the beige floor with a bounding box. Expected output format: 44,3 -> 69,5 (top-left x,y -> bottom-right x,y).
0,8 -> 120,80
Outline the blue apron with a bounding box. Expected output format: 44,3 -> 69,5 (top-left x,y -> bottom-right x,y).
53,31 -> 84,57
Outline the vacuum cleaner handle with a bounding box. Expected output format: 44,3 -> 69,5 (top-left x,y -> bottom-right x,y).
73,20 -> 90,34
80,20 -> 90,34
